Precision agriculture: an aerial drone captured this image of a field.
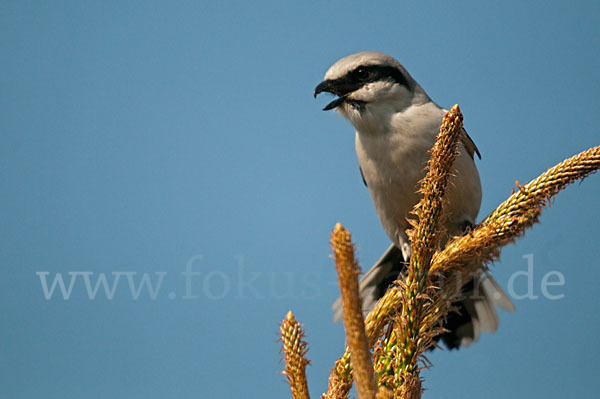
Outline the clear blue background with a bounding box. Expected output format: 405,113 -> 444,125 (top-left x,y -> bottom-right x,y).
2,1 -> 599,398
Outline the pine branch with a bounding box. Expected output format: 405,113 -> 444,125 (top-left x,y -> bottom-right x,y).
431,144 -> 600,275
329,223 -> 377,399
280,311 -> 311,399
390,105 -> 463,396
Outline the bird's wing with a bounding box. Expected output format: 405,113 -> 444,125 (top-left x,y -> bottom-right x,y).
359,165 -> 368,187
460,128 -> 481,160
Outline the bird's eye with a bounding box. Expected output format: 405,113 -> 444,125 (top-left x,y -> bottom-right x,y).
354,67 -> 369,80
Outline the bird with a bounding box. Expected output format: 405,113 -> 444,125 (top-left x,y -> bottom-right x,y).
314,51 -> 514,349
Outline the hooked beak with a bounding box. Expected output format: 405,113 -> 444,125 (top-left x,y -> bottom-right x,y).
313,79 -> 358,111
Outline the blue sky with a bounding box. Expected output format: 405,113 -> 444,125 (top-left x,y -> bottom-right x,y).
1,1 -> 599,398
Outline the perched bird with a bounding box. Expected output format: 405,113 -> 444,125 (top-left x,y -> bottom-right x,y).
314,51 -> 514,349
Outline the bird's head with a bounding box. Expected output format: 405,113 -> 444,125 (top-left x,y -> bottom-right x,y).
314,51 -> 430,131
